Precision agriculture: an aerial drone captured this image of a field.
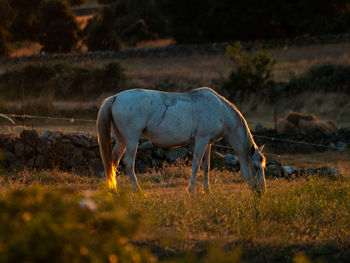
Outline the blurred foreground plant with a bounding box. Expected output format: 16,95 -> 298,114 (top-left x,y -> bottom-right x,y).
0,185 -> 155,263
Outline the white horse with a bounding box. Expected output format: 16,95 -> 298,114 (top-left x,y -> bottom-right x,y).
97,88 -> 266,194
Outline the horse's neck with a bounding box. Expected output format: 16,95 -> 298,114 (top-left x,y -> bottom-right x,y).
225,109 -> 253,159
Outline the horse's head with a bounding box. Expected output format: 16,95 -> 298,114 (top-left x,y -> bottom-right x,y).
247,145 -> 266,195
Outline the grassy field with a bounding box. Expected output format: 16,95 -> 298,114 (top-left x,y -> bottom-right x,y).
0,151 -> 349,262
2,41 -> 350,134
1,34 -> 350,262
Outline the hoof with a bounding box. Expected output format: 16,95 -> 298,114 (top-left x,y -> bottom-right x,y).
132,185 -> 142,193
202,186 -> 212,195
186,184 -> 195,195
135,189 -> 147,197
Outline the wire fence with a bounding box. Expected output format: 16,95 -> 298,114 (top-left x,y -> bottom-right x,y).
1,112 -> 350,153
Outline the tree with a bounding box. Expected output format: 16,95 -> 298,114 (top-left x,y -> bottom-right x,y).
0,0 -> 14,57
9,0 -> 44,42
83,0 -> 151,51
67,0 -> 85,7
37,0 -> 80,52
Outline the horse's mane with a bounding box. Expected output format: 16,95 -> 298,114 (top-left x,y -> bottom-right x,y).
206,88 -> 258,157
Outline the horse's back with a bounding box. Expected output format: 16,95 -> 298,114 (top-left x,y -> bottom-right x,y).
111,88 -> 231,144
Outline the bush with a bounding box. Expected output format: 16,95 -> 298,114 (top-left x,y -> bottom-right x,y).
0,62 -> 126,99
37,0 -> 80,52
0,0 -> 14,57
221,42 -> 276,100
283,64 -> 350,96
83,0 -> 151,51
159,0 -> 350,44
0,186 -> 154,263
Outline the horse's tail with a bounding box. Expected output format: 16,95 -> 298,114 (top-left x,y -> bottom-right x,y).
97,95 -> 117,189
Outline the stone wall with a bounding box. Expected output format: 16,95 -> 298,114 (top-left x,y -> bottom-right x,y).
2,34 -> 350,64
0,129 -> 345,180
254,125 -> 350,152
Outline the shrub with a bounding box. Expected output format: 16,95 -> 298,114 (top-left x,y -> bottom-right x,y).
83,0 -> 153,51
9,0 -> 81,53
0,185 -> 154,263
37,0 -> 80,53
283,64 -> 350,96
221,42 -> 276,100
0,62 -> 126,100
0,0 -> 14,57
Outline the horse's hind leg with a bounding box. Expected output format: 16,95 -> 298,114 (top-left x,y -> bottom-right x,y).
123,139 -> 141,191
111,126 -> 126,171
187,138 -> 209,194
112,140 -> 126,170
201,144 -> 212,194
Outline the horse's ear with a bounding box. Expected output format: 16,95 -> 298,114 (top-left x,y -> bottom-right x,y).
259,144 -> 265,152
250,145 -> 255,156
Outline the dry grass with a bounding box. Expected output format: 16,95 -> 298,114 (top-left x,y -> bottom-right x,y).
9,42 -> 42,57
0,155 -> 349,262
114,42 -> 350,88
1,41 -> 350,133
80,0 -> 100,8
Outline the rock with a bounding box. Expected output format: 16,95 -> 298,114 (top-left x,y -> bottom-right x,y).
0,136 -> 14,151
328,142 -> 337,150
50,130 -> 63,139
82,149 -> 96,159
71,135 -> 90,148
186,144 -> 195,154
255,123 -> 264,133
63,157 -> 74,169
71,148 -> 86,165
27,155 -> 48,169
135,159 -> 147,173
34,155 -> 48,169
40,130 -> 51,139
89,158 -> 104,176
165,148 -> 187,161
154,147 -> 166,159
0,134 -> 12,145
36,139 -> 51,155
336,141 -> 347,150
282,165 -> 296,175
54,141 -> 75,155
224,154 -> 240,172
14,142 -> 34,157
224,154 -> 239,165
4,151 -> 16,161
324,166 -> 342,178
151,158 -> 164,167
266,163 -> 282,177
20,130 -> 39,147
139,141 -> 154,151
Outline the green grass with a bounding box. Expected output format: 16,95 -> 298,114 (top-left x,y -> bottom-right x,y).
0,165 -> 349,262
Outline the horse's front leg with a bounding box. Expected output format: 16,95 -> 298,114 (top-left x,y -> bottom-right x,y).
187,138 -> 209,194
123,139 -> 141,191
201,144 -> 212,194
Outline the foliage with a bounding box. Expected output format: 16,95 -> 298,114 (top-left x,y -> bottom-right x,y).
9,0 -> 44,42
67,0 -> 85,7
283,64 -> 350,96
0,185 -> 154,263
0,0 -> 14,57
0,62 -> 126,99
83,0 -> 151,51
222,42 -> 276,99
159,0 -> 350,43
0,164 -> 349,262
37,0 -> 80,52
6,0 -> 80,53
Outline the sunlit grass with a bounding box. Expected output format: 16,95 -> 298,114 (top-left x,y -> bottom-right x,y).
0,163 -> 349,262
